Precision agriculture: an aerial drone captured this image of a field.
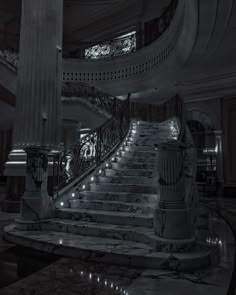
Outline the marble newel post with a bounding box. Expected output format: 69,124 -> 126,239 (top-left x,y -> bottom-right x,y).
21,147 -> 51,220
154,142 -> 195,251
13,0 -> 63,220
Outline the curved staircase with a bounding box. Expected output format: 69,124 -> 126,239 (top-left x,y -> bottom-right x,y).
4,120 -> 214,271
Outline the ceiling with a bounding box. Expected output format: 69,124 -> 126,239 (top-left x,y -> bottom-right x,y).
0,0 -> 170,55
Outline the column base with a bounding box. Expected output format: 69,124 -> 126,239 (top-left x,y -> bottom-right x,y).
20,192 -> 53,221
153,207 -> 195,242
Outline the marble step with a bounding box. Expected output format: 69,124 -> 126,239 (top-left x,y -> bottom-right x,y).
76,191 -> 157,203
56,208 -> 154,227
68,199 -> 154,214
90,183 -> 157,194
124,145 -> 155,152
41,220 -> 155,246
116,156 -> 156,164
111,162 -> 154,170
4,225 -> 211,271
117,158 -> 156,165
97,175 -> 156,185
121,150 -> 156,157
104,168 -> 153,177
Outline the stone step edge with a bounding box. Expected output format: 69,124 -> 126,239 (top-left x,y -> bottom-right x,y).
90,183 -> 157,189
105,168 -> 154,173
57,208 -> 153,219
97,175 -> 154,180
13,218 -> 210,249
78,191 -> 157,198
68,199 -> 156,207
4,224 -> 212,271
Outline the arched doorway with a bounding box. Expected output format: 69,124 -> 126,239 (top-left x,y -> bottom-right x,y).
187,110 -> 218,196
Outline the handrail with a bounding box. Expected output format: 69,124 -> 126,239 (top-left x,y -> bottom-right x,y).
62,82 -> 117,115
51,96 -> 130,198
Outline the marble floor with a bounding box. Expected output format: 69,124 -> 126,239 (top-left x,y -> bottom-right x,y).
0,198 -> 235,295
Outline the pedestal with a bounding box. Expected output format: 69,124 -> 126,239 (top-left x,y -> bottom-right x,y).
154,141 -> 195,251
20,146 -> 52,221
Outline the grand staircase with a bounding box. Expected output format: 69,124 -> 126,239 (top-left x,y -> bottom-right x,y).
4,120 -> 212,270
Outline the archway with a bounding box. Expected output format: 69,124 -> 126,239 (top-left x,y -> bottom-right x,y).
187,110 -> 218,195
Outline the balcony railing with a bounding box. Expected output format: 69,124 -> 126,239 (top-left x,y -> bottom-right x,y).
65,0 -> 178,60
0,1 -> 178,66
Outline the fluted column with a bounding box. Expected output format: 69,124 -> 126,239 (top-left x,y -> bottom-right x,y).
3,0 -> 63,212
13,0 -> 63,148
154,141 -> 195,251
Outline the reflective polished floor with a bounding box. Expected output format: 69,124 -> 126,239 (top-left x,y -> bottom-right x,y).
0,197 -> 235,295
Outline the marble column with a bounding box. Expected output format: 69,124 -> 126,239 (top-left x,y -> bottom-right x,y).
20,146 -> 52,221
154,141 -> 195,251
4,0 -> 63,212
14,0 -> 63,148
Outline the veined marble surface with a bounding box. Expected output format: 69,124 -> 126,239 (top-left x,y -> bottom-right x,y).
1,204 -> 235,295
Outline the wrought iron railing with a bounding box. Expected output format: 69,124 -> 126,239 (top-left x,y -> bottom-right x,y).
82,32 -> 137,60
62,82 -> 117,115
51,96 -> 130,198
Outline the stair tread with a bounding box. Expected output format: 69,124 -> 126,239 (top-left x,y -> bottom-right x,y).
58,208 -> 153,218
69,199 -> 155,207
80,191 -> 156,196
50,218 -> 153,232
92,183 -> 156,187
107,168 -> 154,172
99,175 -> 153,180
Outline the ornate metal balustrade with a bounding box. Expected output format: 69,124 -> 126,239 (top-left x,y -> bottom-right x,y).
83,32 -> 136,59
51,97 -> 130,198
62,82 -> 117,115
65,0 -> 178,60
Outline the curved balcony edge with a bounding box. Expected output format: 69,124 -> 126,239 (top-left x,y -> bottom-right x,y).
62,0 -> 199,96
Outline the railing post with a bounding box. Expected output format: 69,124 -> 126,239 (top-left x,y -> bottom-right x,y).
20,146 -> 52,221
